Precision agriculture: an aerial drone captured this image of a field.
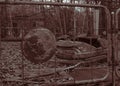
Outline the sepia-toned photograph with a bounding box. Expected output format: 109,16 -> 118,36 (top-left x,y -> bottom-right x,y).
0,0 -> 120,86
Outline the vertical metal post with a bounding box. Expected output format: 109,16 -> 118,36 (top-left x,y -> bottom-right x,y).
111,11 -> 116,86
21,27 -> 24,85
0,4 -> 2,85
115,8 -> 120,64
115,7 -> 120,80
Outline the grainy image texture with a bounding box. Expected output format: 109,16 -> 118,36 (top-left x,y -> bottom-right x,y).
0,0 -> 120,86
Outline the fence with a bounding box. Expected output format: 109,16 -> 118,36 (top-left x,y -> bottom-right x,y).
0,1 -> 117,86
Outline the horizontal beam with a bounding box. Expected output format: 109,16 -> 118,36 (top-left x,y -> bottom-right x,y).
0,1 -> 106,8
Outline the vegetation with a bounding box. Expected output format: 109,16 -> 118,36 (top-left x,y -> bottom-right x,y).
0,0 -> 107,40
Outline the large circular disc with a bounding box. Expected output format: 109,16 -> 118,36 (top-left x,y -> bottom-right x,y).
22,28 -> 56,64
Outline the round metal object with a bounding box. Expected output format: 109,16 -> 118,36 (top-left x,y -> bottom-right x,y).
22,28 -> 56,64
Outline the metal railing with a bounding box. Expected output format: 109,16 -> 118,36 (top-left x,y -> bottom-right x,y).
115,8 -> 120,79
0,1 -> 112,86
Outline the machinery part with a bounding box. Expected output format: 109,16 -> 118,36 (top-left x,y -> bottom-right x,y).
22,28 -> 56,64
56,40 -> 107,60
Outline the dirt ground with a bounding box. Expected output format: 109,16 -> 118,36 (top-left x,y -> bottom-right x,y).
0,41 -> 120,86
